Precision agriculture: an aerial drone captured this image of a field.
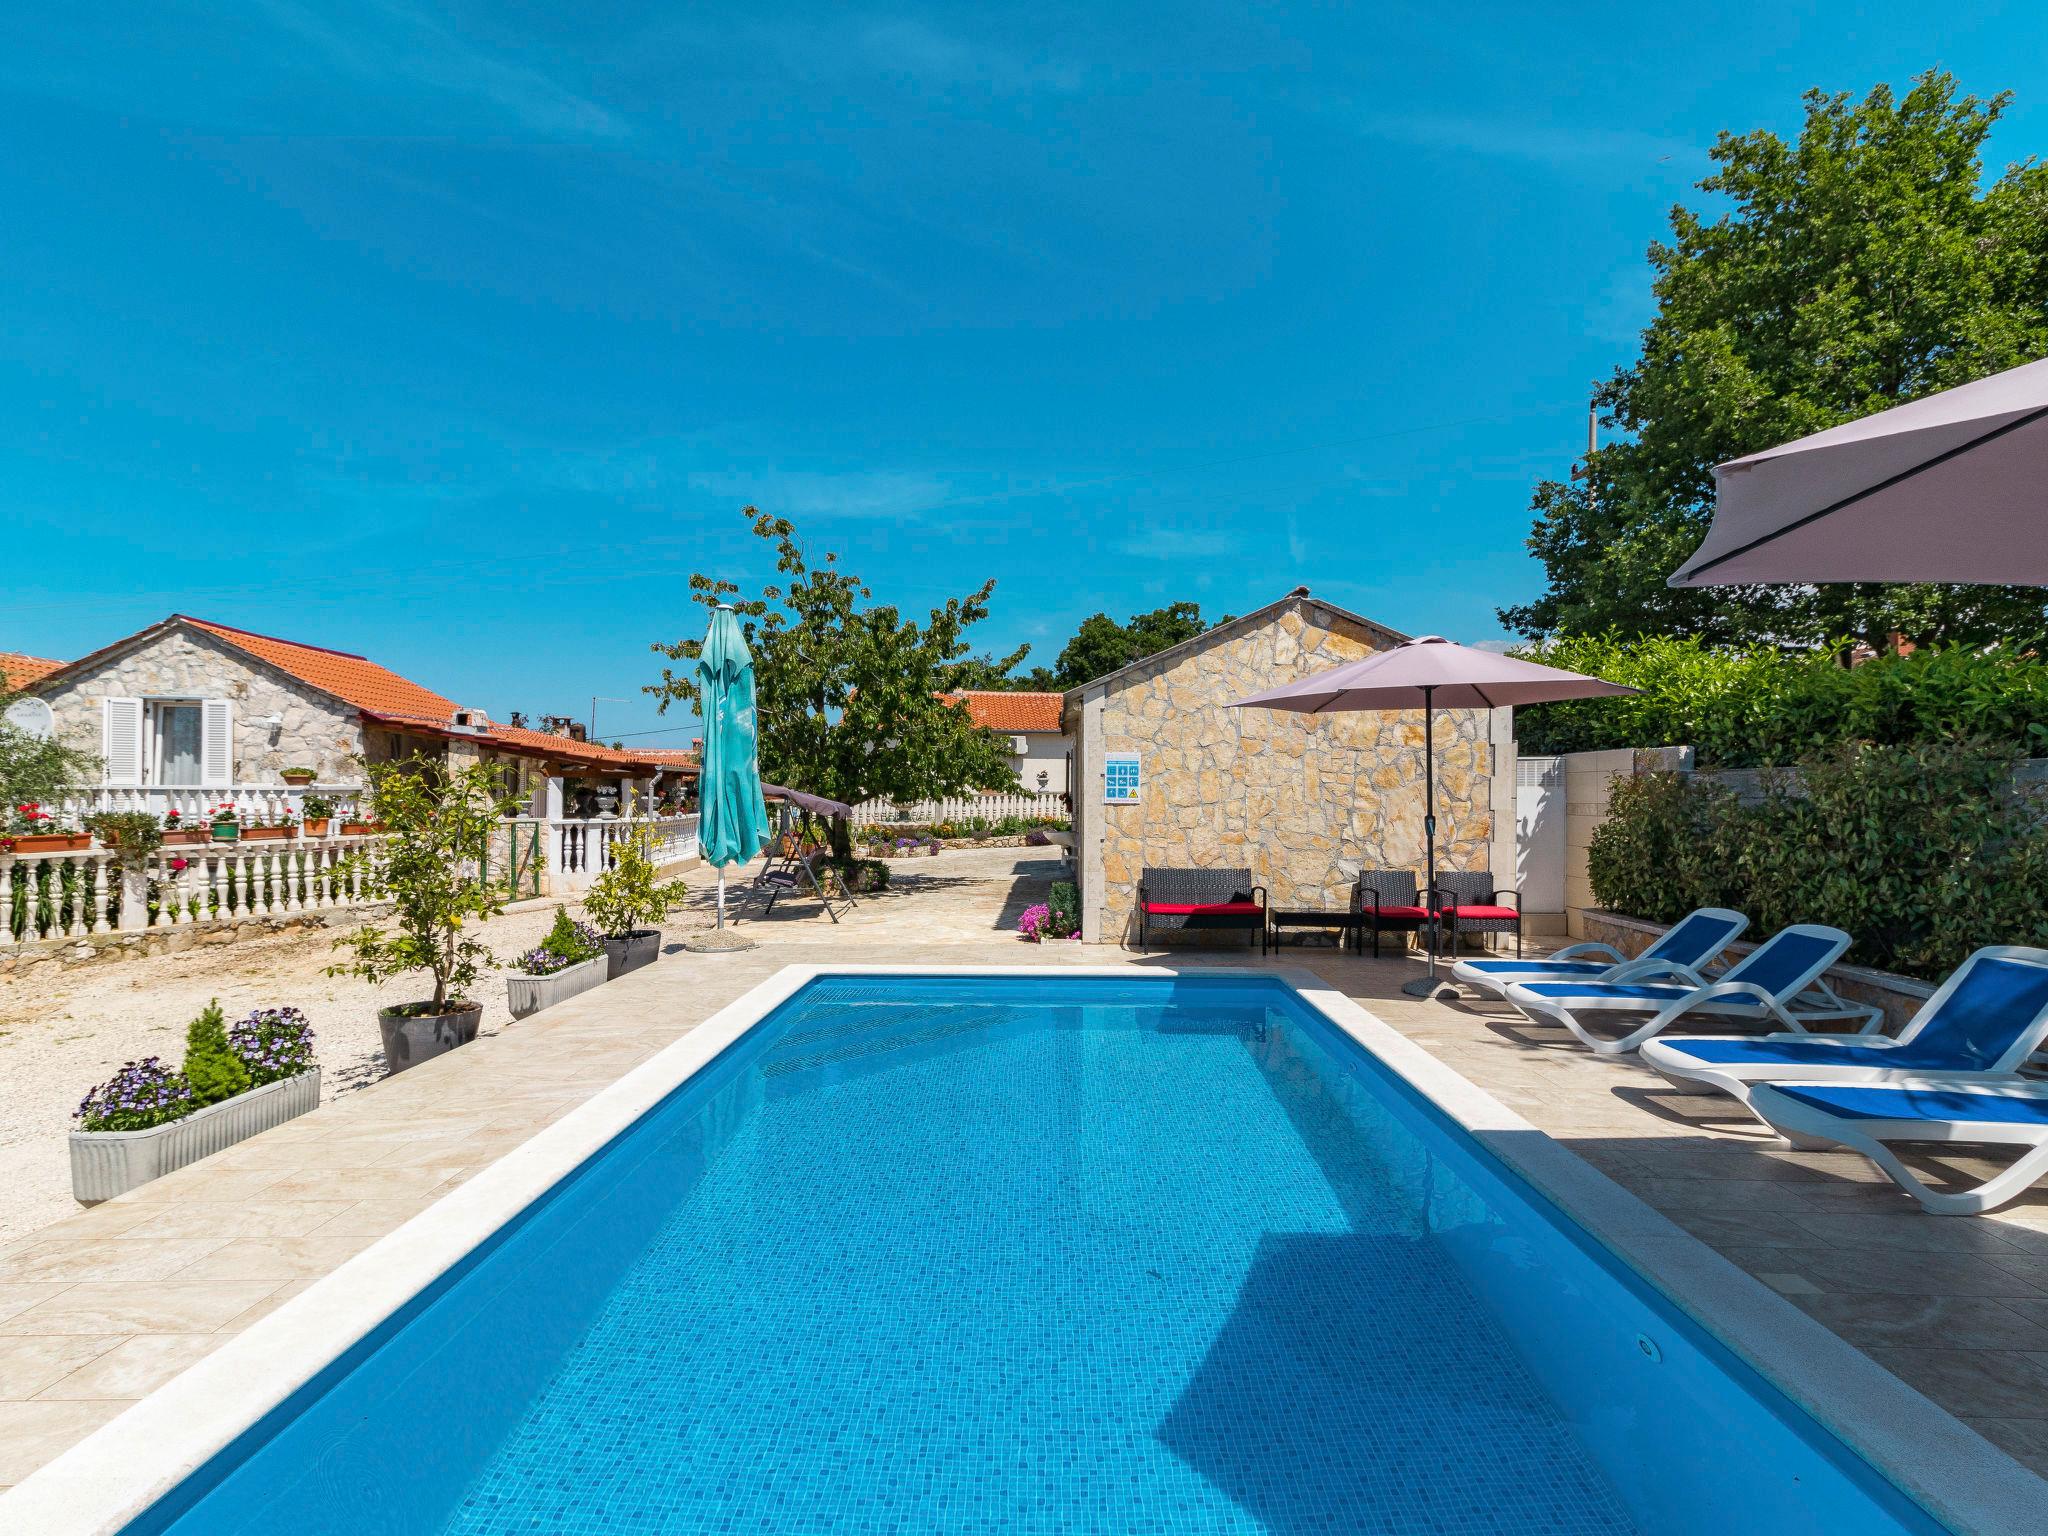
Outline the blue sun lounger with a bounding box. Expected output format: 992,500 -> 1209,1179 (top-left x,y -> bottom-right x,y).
1501,924 -> 1879,1056
1640,946 -> 2048,1108
1450,908 -> 1748,1000
1749,1079 -> 2048,1216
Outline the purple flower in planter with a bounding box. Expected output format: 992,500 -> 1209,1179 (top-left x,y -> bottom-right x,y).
77,1058 -> 194,1132
227,1007 -> 316,1087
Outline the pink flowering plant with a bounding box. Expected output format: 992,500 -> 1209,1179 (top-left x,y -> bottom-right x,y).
1017,902 -> 1053,941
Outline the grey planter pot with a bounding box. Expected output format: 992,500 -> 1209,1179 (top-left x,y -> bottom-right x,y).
377,1003 -> 483,1075
70,1068 -> 321,1205
505,954 -> 607,1020
602,929 -> 661,979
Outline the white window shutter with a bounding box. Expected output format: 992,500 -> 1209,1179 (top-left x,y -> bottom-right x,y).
201,699 -> 234,788
102,698 -> 143,785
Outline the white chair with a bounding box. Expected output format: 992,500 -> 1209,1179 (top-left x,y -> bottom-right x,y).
1451,908 -> 1748,999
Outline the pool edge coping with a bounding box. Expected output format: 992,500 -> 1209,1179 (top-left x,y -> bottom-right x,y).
0,962 -> 2037,1535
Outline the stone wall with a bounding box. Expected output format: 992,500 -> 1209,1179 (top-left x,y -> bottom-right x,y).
46,628 -> 365,783
1080,599 -> 1505,945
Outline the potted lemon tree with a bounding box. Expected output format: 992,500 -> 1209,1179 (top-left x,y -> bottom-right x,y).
584,825 -> 677,978
327,755 -> 517,1074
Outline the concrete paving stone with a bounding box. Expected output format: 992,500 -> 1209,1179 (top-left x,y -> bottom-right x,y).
0,1334 -> 123,1400
0,1400 -> 128,1485
1865,1346 -> 2048,1420
32,1333 -> 221,1402
1789,1293 -> 2048,1352
0,1281 -> 284,1336
168,1234 -> 378,1283
0,1237 -> 233,1285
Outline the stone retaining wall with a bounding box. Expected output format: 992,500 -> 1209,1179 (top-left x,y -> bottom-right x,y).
0,906 -> 388,978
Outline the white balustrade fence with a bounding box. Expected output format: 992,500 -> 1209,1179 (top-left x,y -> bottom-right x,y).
2,813 -> 702,952
3,833 -> 386,951
850,792 -> 1069,827
55,784 -> 365,827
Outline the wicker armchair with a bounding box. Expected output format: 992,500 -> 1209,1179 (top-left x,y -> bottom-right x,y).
1138,867 -> 1267,952
1354,870 -> 1430,957
1430,870 -> 1521,957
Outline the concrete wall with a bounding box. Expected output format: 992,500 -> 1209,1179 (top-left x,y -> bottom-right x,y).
1561,745 -> 1694,938
1071,596 -> 1501,945
1012,731 -> 1069,795
46,628 -> 365,785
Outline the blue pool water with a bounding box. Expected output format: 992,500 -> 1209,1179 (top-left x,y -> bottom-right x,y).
130,976 -> 1942,1536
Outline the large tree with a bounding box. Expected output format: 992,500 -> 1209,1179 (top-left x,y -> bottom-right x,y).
1503,73 -> 2048,652
649,510 -> 1019,854
1050,602 -> 1229,688
0,690 -> 97,810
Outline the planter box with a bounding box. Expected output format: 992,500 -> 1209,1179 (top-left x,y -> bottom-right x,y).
602,929 -> 661,979
69,1069 -> 321,1205
242,826 -> 290,841
160,829 -> 209,846
505,954 -> 607,1019
302,818 -> 330,837
281,774 -> 316,786
10,833 -> 90,852
377,1003 -> 483,1075
211,823 -> 240,843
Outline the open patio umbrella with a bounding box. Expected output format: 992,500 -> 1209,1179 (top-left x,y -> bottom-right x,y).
1670,355 -> 2048,588
696,604 -> 772,927
1229,636 -> 1635,996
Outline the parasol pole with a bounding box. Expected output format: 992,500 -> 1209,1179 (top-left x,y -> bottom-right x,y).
1401,686 -> 1444,999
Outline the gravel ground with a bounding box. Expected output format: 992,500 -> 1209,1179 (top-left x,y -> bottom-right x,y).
0,894 -> 714,1247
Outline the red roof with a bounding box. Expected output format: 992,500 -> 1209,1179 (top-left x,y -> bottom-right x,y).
186,618 -> 459,725
941,691 -> 1065,733
1,652 -> 65,691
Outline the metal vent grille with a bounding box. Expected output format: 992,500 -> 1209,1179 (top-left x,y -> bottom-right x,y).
1517,756 -> 1563,788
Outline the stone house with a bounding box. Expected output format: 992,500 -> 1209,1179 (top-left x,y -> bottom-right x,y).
941,691 -> 1069,795
21,614 -> 673,820
1062,588 -> 1516,945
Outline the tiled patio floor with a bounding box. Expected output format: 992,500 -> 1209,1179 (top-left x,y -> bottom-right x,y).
3,846 -> 2047,1498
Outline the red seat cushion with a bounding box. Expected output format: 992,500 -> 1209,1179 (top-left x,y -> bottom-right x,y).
1443,904 -> 1518,921
1143,901 -> 1263,916
1364,905 -> 1431,921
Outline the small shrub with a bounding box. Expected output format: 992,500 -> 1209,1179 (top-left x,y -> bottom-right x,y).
1047,880 -> 1081,938
1018,902 -> 1052,941
517,907 -> 605,974
76,1058 -> 192,1132
183,1000 -> 252,1107
228,1007 -> 317,1086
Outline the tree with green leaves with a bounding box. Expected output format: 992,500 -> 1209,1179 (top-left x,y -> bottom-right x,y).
649,510 -> 1021,857
1504,73 -> 2048,652
0,688 -> 98,809
1050,602 -> 1231,689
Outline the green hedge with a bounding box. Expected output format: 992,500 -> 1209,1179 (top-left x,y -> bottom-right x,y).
1587,740 -> 2048,979
1516,635 -> 2048,767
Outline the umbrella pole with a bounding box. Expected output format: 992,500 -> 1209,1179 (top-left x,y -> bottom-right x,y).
1401,687 -> 1444,999
717,868 -> 726,929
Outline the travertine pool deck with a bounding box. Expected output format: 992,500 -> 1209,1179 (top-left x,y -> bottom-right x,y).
4,846 -> 2048,1503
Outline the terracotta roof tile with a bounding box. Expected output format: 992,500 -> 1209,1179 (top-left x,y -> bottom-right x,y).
184,618 -> 458,723
940,691 -> 1065,733
1,652 -> 65,691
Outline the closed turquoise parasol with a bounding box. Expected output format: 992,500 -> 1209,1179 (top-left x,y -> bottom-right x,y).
696,604 -> 772,924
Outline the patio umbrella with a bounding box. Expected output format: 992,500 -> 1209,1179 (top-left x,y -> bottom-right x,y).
696,605 -> 772,927
1670,355 -> 2048,588
1229,636 -> 1635,996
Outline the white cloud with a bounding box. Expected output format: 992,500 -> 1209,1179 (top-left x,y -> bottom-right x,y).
1114,530 -> 1240,561
686,468 -> 953,520
1350,110 -> 1693,170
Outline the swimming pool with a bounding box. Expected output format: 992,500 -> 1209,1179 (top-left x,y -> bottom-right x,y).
41,973 -> 1958,1533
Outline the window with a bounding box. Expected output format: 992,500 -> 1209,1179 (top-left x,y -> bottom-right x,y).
154,703 -> 202,786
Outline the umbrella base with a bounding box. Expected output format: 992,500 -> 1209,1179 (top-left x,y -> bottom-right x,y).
1400,975 -> 1453,1000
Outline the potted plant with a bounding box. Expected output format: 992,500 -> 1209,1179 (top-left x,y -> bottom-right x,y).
242,812 -> 295,841
505,907 -> 607,1019
209,802 -> 241,843
156,809 -> 206,846
4,802 -> 90,853
583,826 -> 676,978
280,766 -> 318,786
327,755 -> 518,1074
69,1001 -> 320,1203
300,794 -> 335,837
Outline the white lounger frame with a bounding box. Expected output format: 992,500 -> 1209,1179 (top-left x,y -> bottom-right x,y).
1750,1078 -> 2048,1216
1503,924 -> 1880,1057
1450,908 -> 1748,1000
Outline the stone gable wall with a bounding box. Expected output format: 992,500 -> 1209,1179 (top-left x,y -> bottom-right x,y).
45,629 -> 366,783
1090,602 -> 1496,944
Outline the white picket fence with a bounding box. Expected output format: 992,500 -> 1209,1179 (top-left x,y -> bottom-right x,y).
850,792 -> 1068,827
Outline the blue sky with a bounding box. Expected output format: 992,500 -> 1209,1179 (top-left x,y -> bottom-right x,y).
5,3 -> 2043,745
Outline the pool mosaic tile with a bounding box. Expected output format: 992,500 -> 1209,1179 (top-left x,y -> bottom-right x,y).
442,993 -> 1638,1535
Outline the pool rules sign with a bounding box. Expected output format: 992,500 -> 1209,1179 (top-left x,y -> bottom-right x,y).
1104,752 -> 1141,804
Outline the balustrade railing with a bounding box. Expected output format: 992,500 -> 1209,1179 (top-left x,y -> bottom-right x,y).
850,791 -> 1069,827
55,784 -> 365,826
2,813 -> 702,951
